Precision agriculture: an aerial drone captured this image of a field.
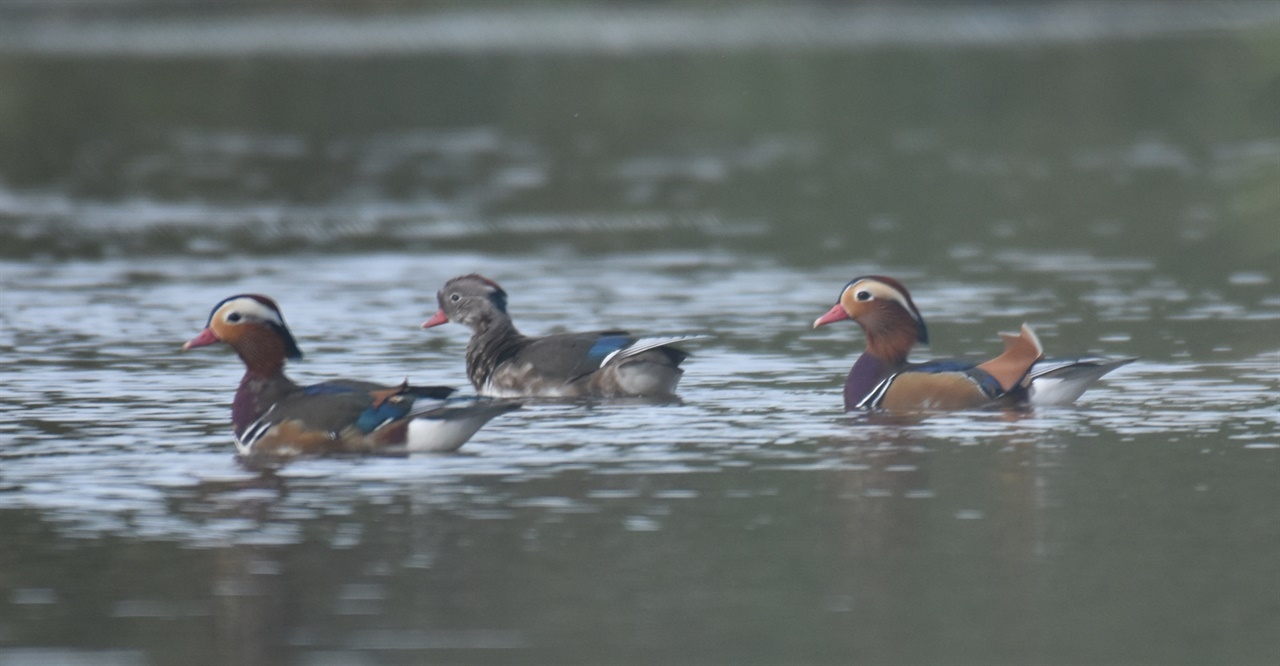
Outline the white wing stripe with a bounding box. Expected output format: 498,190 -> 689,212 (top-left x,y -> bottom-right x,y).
602,334 -> 708,365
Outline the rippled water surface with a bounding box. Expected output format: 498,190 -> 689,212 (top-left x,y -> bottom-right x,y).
2,3 -> 1279,665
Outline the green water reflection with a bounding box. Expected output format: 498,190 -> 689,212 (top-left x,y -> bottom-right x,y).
1,14 -> 1276,274
3,435 -> 1276,665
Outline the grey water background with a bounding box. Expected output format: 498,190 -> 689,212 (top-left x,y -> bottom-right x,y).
1,2 -> 1279,664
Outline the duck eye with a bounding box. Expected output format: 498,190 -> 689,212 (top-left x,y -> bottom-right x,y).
855,290 -> 873,301
227,312 -> 243,322
449,293 -> 461,303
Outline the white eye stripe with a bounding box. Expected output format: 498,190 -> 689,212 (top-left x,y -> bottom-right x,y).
847,281 -> 921,323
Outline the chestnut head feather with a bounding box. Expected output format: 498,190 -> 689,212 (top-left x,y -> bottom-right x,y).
814,276 -> 928,364
838,276 -> 927,344
185,294 -> 303,361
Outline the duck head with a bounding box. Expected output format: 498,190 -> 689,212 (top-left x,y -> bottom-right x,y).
813,276 -> 928,364
184,294 -> 302,375
422,274 -> 510,333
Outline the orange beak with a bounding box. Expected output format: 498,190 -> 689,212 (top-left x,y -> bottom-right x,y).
182,327 -> 221,350
421,309 -> 450,329
813,304 -> 850,329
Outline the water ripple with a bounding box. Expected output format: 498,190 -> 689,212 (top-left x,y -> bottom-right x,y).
1,252 -> 1276,545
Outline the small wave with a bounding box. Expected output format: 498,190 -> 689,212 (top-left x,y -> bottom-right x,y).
1,3 -> 1277,57
0,185 -> 751,258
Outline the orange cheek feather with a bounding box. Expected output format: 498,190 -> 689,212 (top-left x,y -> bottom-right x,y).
838,291 -> 870,321
208,317 -> 248,345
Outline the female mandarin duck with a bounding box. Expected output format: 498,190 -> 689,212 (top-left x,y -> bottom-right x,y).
813,276 -> 1135,411
421,274 -> 701,398
184,294 -> 518,456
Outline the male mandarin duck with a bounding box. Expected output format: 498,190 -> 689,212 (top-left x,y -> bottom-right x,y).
813,276 -> 1136,411
421,274 -> 702,398
184,294 -> 518,456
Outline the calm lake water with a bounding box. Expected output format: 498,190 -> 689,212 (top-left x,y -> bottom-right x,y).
2,3 -> 1279,665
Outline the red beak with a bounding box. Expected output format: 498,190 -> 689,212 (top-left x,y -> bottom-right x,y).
421,309 -> 450,329
813,304 -> 850,329
182,327 -> 221,350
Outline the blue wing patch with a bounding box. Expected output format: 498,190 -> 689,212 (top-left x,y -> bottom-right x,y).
354,399 -> 412,433
304,382 -> 416,433
587,335 -> 634,363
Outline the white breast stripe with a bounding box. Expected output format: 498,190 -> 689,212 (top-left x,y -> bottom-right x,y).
235,418 -> 274,455
856,374 -> 897,409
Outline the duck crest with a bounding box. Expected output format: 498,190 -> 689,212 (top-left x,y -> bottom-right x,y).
454,273 -> 508,313
851,289 -> 926,366
205,293 -> 282,324
207,293 -> 303,366
845,276 -> 927,353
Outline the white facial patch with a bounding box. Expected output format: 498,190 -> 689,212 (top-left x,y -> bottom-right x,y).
846,280 -> 922,324
217,297 -> 283,326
